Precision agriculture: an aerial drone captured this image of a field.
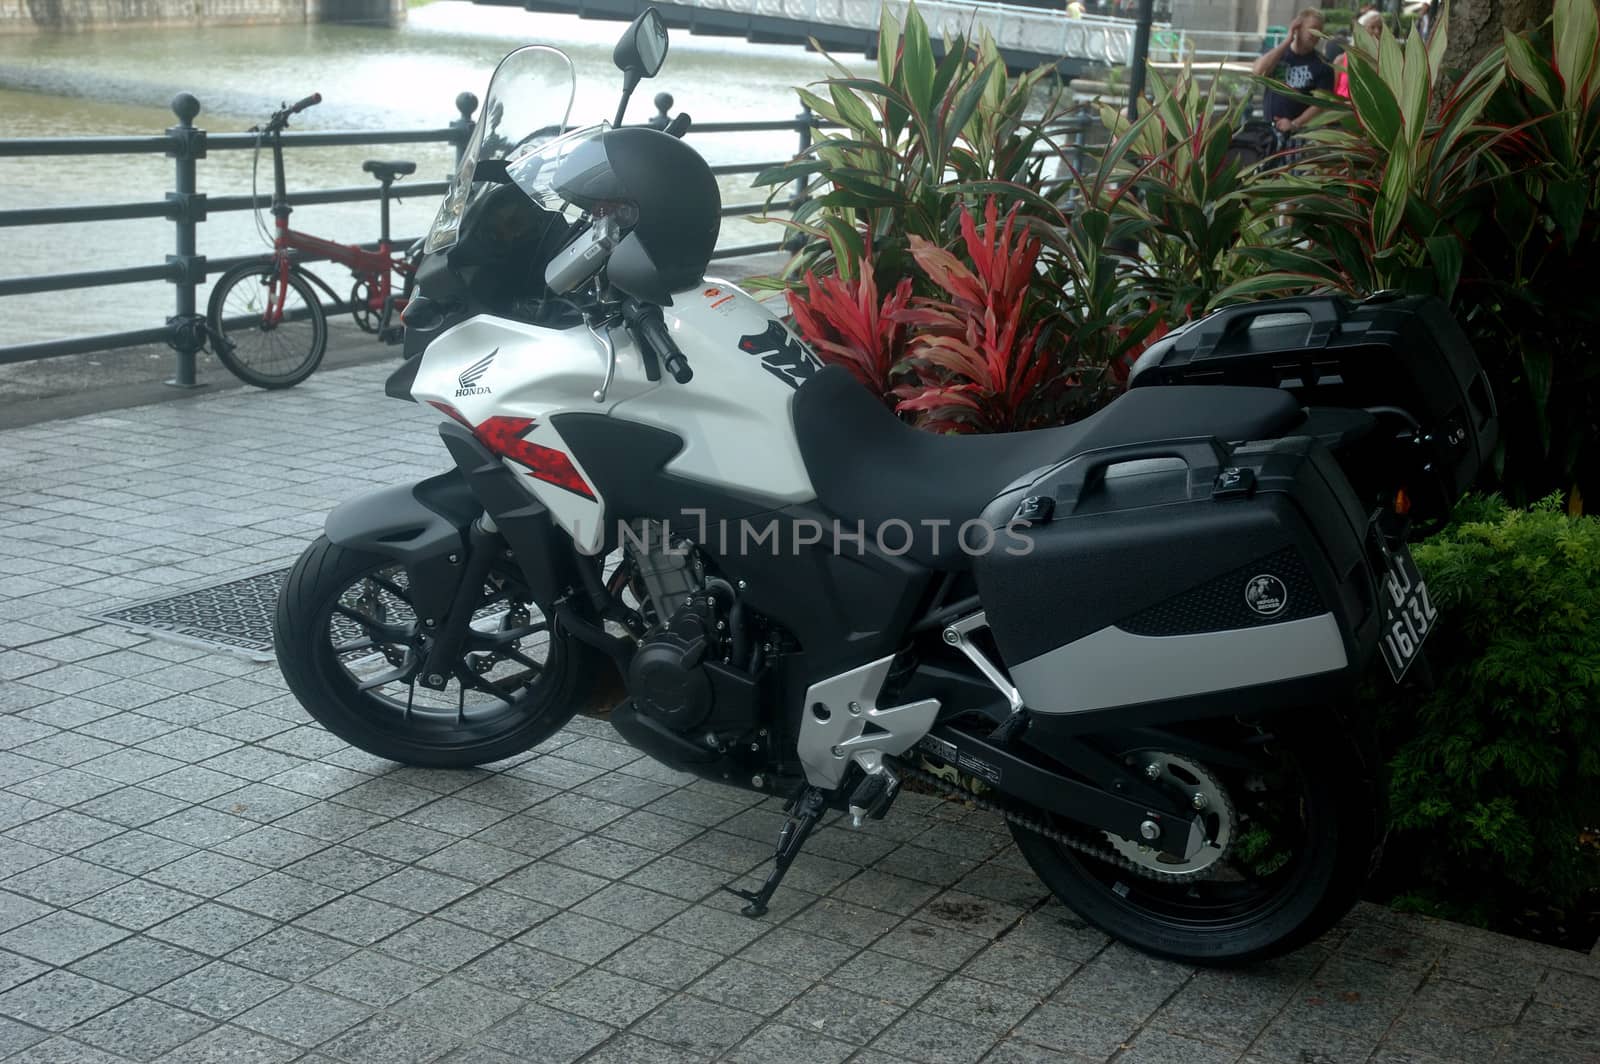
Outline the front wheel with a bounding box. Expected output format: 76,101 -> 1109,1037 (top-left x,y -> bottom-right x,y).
208,261 -> 327,389
1011,715 -> 1380,966
273,536 -> 604,767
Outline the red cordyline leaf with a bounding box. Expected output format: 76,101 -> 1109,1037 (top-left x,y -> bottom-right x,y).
893,196 -> 1061,432
788,262 -> 914,398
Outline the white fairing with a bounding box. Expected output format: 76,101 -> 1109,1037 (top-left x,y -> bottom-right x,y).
408,279 -> 820,552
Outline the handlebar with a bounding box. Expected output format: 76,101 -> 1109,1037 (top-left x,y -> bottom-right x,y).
264,92 -> 322,134
624,298 -> 693,384
663,112 -> 692,138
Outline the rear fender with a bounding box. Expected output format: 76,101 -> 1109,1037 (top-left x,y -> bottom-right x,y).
323,470 -> 478,626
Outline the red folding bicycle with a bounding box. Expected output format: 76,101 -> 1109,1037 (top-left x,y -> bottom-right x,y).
206,93 -> 421,389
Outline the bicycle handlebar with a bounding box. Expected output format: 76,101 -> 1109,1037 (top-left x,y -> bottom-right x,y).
264,93 -> 322,134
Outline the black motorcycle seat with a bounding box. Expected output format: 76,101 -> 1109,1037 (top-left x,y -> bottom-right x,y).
363,159 -> 416,182
793,365 -> 1302,569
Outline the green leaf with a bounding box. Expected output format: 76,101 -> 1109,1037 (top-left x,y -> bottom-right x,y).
877,4 -> 901,86
829,82 -> 879,137
942,60 -> 998,164
1373,143 -> 1414,247
1209,270 -> 1335,306
901,1 -> 937,116
1400,28 -> 1430,151
1378,27 -> 1405,93
1503,31 -> 1558,110
1554,0 -> 1600,110
1546,179 -> 1586,249
1425,234 -> 1463,302
1348,58 -> 1404,149
1427,2 -> 1450,77
796,87 -> 843,125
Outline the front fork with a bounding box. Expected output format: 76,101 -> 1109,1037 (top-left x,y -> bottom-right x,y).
415,514 -> 502,690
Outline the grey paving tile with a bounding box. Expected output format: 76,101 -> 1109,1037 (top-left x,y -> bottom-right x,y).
495,860 -> 609,907
599,933 -> 724,992
1246,1016 -> 1380,1064
224,926 -> 357,982
435,888 -> 554,940
959,940 -> 1081,999
1052,943 -> 1194,1024
69,996 -> 216,1062
0,1015 -> 49,1057
451,776 -> 558,814
688,957 -> 809,1016
72,787 -> 191,830
234,984 -> 373,1048
146,959 -> 289,1022
2,855 -> 130,907
281,846 -> 401,892
5,809 -> 126,854
479,1002 -> 615,1063
74,830 -> 195,877
398,975 -> 523,1036
149,1023 -> 302,1064
513,910 -> 637,964
5,1034 -> 135,1064
0,890 -> 53,934
345,821 -> 455,864
147,902 -> 277,956
201,747 -> 308,784
358,868 -> 476,914
726,1022 -> 855,1064
71,878 -> 200,931
203,783 -> 317,827
655,902 -> 772,953
920,975 -> 1043,1034
317,1012 -> 464,1064
147,852 -> 266,897
144,766 -> 251,805
0,970 -> 132,1031
216,872 -> 341,921
416,839 -> 531,886
872,1009 -> 1000,1064
634,994 -> 763,1057
10,733 -> 121,769
597,809 -> 704,853
829,949 -> 947,1008
68,936 -> 209,994
454,942 -> 584,999
398,798 -> 511,838
0,950 -> 50,994
539,967 -> 672,1026
376,917 -> 498,971
780,983 -> 905,1046
143,807 -> 256,848
1010,1000 -> 1156,1061
547,834 -> 659,880
309,950 -> 441,1009
736,926 -> 856,982
571,881 -> 688,934
211,824 -> 326,870
783,898 -> 901,947
292,894 -> 418,947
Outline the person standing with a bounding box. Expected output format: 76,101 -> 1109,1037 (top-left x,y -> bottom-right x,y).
1252,9 -> 1335,150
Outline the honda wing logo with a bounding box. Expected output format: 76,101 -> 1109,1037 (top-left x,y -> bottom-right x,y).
456,350 -> 496,398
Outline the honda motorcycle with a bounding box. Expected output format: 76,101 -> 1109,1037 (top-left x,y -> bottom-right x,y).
274,10 -> 1499,964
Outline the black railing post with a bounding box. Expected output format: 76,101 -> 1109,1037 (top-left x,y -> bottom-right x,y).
792,102 -> 813,209
1126,0 -> 1156,120
451,92 -> 479,166
648,92 -> 674,129
165,93 -> 207,389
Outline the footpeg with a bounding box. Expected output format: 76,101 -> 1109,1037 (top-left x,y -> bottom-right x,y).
847,763 -> 899,828
722,785 -> 826,918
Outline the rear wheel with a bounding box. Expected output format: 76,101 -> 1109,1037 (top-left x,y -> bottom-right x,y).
1010,715 -> 1379,965
273,536 -> 603,767
208,262 -> 327,389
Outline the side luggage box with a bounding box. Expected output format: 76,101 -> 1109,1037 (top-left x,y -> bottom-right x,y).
1127,294 -> 1498,526
973,434 -> 1382,730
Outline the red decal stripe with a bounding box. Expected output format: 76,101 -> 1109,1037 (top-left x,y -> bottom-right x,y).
472,416 -> 596,501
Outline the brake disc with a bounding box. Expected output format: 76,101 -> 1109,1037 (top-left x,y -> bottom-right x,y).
1105,750 -> 1236,879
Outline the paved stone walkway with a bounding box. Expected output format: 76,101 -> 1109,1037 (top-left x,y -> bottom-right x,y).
0,364 -> 1595,1064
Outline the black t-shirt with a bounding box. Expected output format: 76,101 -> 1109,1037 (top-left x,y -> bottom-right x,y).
1264,49 -> 1334,123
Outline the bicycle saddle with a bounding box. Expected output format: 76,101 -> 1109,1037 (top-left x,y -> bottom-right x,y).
363,160 -> 416,182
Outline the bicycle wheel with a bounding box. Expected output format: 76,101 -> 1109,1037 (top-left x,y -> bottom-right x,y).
208,262 -> 327,389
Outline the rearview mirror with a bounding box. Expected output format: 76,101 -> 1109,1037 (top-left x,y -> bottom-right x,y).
614,8 -> 668,78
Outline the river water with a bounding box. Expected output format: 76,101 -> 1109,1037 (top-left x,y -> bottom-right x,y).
0,4 -> 840,344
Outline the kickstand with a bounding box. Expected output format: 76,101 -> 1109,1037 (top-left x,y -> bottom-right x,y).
722,786 -> 827,918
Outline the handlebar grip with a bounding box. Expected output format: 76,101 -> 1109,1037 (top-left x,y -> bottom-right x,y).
291,93 -> 322,115
641,313 -> 693,384
664,112 -> 692,138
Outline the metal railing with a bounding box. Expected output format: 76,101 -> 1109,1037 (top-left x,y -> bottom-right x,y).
0,90 -> 1105,382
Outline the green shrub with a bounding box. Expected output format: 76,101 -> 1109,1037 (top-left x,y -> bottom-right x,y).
1376,496 -> 1600,923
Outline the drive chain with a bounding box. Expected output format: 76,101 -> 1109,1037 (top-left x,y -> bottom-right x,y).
894,758 -> 1176,882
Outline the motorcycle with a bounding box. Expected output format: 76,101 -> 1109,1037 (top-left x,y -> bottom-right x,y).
273,9 -> 1499,965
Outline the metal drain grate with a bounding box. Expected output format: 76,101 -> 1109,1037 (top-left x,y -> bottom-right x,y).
87,567 -> 289,661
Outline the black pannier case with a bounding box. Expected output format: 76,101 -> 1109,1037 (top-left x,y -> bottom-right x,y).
975,433 -> 1381,725
1127,294 -> 1498,523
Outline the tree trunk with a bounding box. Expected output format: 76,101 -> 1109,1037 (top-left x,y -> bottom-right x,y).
1440,0 -> 1554,77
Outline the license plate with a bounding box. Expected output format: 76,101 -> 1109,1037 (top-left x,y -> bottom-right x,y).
1375,538 -> 1436,682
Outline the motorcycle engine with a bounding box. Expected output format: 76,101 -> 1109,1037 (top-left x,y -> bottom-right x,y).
624,521 -> 735,734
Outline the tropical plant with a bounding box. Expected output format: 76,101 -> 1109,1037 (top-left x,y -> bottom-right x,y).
1232,1 -> 1600,507
1375,495 -> 1600,927
752,2 -> 1062,286
785,263 -> 914,400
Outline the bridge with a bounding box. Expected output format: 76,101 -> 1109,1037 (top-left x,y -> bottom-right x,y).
498,0 -> 1171,78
